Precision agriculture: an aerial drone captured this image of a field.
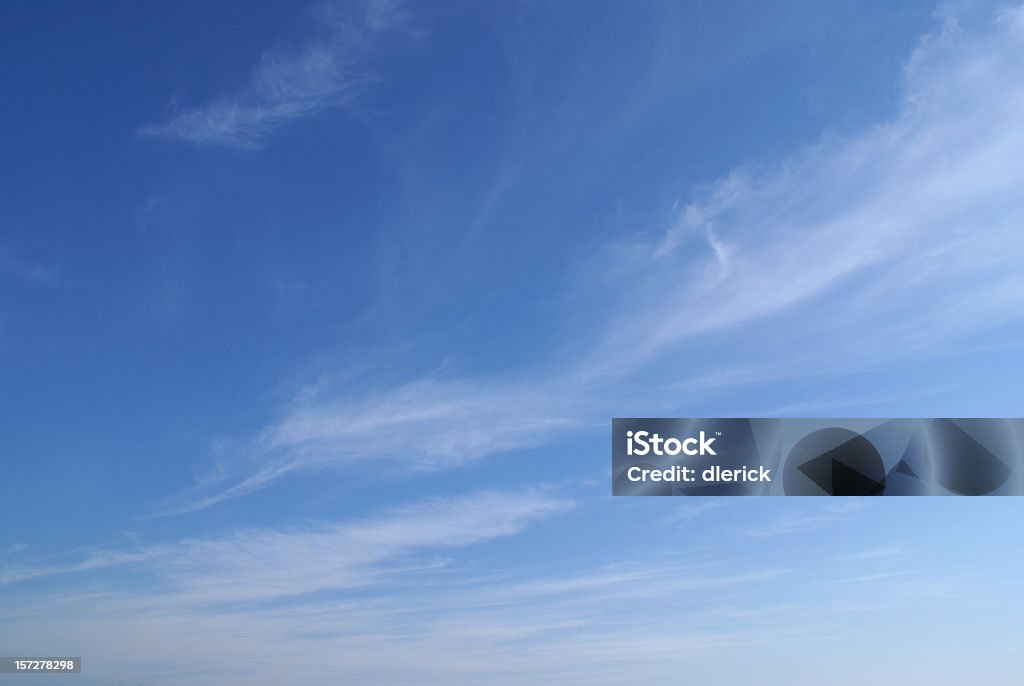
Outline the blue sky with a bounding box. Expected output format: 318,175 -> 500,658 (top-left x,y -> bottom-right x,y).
2,0 -> 1024,683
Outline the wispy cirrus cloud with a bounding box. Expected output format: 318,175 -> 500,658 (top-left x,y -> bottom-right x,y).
0,550 -> 147,586
173,2 -> 1024,511
0,249 -> 66,288
1,488 -> 571,603
161,376 -> 587,514
741,500 -> 874,538
590,2 -> 1024,376
137,0 -> 409,149
840,544 -> 908,562
667,499 -> 731,522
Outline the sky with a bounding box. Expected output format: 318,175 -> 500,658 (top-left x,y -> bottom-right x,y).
1,0 -> 1024,683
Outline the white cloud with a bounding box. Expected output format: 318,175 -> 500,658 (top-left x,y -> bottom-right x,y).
741,499 -> 874,538
259,377 -> 579,471
0,550 -> 146,585
592,3 -> 1024,375
2,488 -> 572,603
666,498 -> 730,522
840,545 -> 908,561
161,376 -> 587,514
137,0 -> 408,149
159,488 -> 573,603
0,250 -> 65,288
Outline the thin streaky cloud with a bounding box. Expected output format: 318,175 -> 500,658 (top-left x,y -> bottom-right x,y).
0,551 -> 148,586
137,0 -> 408,149
740,500 -> 873,538
840,545 -> 908,561
156,375 -> 588,515
666,499 -> 730,522
2,488 -> 573,604
0,250 -> 66,288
